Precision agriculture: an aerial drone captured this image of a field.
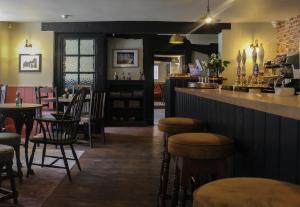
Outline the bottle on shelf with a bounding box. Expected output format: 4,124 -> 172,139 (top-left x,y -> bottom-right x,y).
127,72 -> 131,80
114,72 -> 119,80
15,91 -> 22,106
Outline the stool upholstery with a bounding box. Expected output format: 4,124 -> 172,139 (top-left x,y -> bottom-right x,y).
0,144 -> 14,162
0,133 -> 21,146
168,133 -> 234,159
193,178 -> 300,207
158,117 -> 203,134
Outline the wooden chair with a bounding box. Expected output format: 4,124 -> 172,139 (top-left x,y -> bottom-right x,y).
34,86 -> 59,134
80,90 -> 106,147
27,88 -> 88,181
0,144 -> 18,204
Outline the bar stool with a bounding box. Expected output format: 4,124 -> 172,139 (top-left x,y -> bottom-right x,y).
193,177 -> 300,207
0,133 -> 22,182
0,144 -> 18,204
168,133 -> 234,207
157,117 -> 204,207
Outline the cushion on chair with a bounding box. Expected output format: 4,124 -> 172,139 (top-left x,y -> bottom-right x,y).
0,144 -> 14,162
0,133 -> 21,146
158,117 -> 203,135
193,177 -> 300,207
168,133 -> 233,159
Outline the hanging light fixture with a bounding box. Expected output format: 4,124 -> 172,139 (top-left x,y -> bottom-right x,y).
199,0 -> 220,24
25,39 -> 32,48
169,34 -> 185,45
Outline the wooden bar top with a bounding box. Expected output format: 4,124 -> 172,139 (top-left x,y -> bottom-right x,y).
175,87 -> 300,120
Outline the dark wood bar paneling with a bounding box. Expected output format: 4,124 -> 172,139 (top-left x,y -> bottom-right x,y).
175,91 -> 300,184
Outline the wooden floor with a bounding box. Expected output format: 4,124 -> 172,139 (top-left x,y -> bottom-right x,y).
41,126 -> 165,207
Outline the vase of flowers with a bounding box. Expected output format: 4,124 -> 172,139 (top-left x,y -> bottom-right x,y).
201,53 -> 230,78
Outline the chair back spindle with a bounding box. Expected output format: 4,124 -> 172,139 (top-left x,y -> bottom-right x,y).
89,91 -> 106,121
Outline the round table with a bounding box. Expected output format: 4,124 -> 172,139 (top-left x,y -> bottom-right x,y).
0,103 -> 43,173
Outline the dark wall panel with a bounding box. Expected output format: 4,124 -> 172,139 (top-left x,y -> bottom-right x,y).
175,91 -> 300,184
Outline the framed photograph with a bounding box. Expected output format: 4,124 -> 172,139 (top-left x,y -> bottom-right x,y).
113,49 -> 139,68
19,54 -> 42,72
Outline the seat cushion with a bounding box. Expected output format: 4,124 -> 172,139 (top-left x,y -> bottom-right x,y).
193,177 -> 300,207
0,132 -> 21,146
0,144 -> 14,162
158,117 -> 203,135
168,133 -> 233,159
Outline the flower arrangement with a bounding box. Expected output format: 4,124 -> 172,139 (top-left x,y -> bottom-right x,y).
201,53 -> 230,77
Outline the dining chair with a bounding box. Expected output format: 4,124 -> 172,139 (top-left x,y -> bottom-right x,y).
34,86 -> 59,134
80,90 -> 106,147
27,88 -> 88,181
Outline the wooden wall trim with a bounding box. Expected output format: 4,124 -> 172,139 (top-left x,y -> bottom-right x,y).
42,21 -> 231,34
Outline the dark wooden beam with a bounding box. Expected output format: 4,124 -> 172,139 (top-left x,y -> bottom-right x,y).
42,21 -> 231,34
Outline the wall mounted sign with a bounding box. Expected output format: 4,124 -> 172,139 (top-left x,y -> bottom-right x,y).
113,49 -> 138,68
19,54 -> 42,72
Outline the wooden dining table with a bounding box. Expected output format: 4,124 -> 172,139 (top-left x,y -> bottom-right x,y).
0,103 -> 43,174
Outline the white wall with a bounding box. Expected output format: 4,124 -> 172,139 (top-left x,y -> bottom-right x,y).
220,23 -> 277,85
0,22 -> 54,86
155,62 -> 169,82
107,38 -> 143,80
187,34 -> 218,45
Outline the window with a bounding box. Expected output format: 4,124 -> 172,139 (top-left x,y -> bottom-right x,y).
63,38 -> 95,89
154,65 -> 159,80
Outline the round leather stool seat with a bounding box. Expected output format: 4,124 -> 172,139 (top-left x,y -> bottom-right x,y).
0,133 -> 21,146
168,133 -> 233,159
158,117 -> 203,135
193,177 -> 300,207
0,144 -> 14,162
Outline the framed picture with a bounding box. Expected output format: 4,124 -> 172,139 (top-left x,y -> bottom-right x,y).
19,54 -> 42,72
113,49 -> 139,68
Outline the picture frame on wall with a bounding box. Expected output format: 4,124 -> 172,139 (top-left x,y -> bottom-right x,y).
113,49 -> 139,68
19,54 -> 42,72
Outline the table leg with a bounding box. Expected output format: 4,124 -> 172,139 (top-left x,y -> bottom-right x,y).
24,111 -> 35,175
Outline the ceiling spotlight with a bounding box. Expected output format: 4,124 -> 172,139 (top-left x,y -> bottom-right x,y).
61,14 -> 71,20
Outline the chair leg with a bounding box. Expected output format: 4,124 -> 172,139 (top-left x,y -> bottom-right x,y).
88,122 -> 93,148
171,159 -> 179,207
70,144 -> 81,171
7,161 -> 18,204
13,146 -> 23,183
41,144 -> 47,167
27,143 -> 37,177
60,145 -> 72,181
101,124 -> 106,145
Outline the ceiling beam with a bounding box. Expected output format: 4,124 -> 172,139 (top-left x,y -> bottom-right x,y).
41,21 -> 231,34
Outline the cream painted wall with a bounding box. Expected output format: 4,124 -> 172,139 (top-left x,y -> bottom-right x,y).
8,22 -> 54,86
107,38 -> 143,80
0,22 -> 53,86
0,22 -> 10,84
219,23 -> 277,85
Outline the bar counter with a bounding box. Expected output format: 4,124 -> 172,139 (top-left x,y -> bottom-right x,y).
176,87 -> 300,120
175,87 -> 300,185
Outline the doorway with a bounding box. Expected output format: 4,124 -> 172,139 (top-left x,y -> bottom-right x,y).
153,54 -> 185,124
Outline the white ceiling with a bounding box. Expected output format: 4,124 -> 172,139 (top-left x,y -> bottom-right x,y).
0,0 -> 299,22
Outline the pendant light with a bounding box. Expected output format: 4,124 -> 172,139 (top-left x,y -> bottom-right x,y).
169,34 -> 184,45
